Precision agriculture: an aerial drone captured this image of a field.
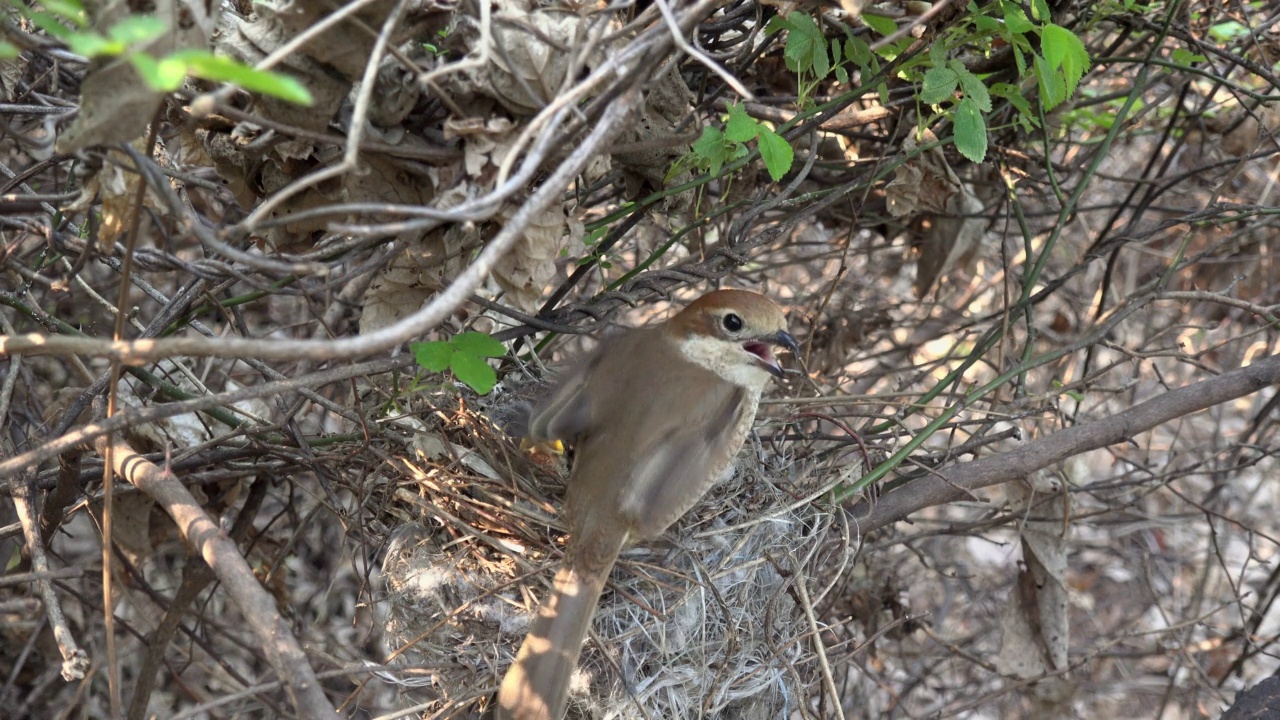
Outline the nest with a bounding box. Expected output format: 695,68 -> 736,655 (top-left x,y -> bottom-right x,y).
373,391 -> 851,719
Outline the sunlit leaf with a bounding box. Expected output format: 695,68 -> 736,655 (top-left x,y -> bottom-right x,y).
953,97 -> 987,162
757,128 -> 793,182
450,332 -> 506,358
168,50 -> 313,105
725,103 -> 760,142
411,341 -> 452,373
449,352 -> 498,395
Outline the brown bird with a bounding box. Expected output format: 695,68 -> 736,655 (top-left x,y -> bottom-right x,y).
496,289 -> 796,720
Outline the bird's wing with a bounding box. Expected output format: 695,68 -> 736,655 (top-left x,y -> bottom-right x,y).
620,375 -> 748,539
526,334 -> 625,441
575,333 -> 751,539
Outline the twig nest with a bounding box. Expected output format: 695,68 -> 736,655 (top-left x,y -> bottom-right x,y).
377,403 -> 833,718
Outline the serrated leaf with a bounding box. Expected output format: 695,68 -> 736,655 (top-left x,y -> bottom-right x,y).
450,352 -> 498,395
861,13 -> 896,36
692,125 -> 730,174
1041,24 -> 1089,98
1001,1 -> 1033,33
990,82 -> 1038,127
845,37 -> 870,66
812,40 -> 830,79
757,128 -> 793,182
1031,0 -> 1051,20
764,15 -> 792,35
411,341 -> 453,373
107,15 -> 165,46
929,39 -> 947,68
167,50 -> 313,105
451,331 -> 506,358
725,103 -> 760,142
782,12 -> 821,74
953,97 -> 987,162
921,66 -> 958,104
1013,44 -> 1027,77
974,14 -> 1000,31
952,62 -> 992,112
834,65 -> 848,84
693,125 -> 724,158
1035,53 -> 1067,110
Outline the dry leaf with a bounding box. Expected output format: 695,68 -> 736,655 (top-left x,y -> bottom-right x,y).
885,131 -> 988,296
995,472 -> 1076,715
486,9 -> 583,115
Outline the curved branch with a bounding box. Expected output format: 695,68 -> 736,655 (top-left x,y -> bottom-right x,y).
851,353 -> 1280,533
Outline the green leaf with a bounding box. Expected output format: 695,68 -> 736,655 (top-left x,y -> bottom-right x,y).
1207,21 -> 1247,43
1041,24 -> 1090,98
834,65 -> 848,84
929,39 -> 946,68
1035,53 -> 1067,111
692,125 -> 731,174
25,11 -> 75,40
724,103 -> 760,142
37,0 -> 87,26
107,15 -> 166,46
450,331 -> 506,358
953,97 -> 987,163
1001,1 -> 1033,33
449,352 -> 498,395
411,341 -> 453,373
1170,47 -> 1206,66
952,61 -> 992,112
811,31 -> 830,79
757,128 -> 793,182
861,13 -> 896,37
693,125 -> 724,158
1013,44 -> 1028,77
845,37 -> 871,66
167,50 -> 313,105
990,83 -> 1038,127
920,66 -> 958,104
0,41 -> 18,59
764,15 -> 792,35
1030,0 -> 1051,21
129,53 -> 186,91
974,14 -> 1000,32
65,31 -> 119,57
781,12 -> 822,75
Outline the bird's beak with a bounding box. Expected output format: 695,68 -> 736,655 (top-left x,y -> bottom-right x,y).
744,330 -> 799,378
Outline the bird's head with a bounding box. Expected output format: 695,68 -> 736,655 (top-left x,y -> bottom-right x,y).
667,289 -> 798,388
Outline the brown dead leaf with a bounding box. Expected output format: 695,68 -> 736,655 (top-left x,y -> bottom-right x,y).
487,9 -> 583,115
64,139 -> 177,250
885,131 -> 988,296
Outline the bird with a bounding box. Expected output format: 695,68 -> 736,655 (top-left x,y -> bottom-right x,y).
496,288 -> 797,720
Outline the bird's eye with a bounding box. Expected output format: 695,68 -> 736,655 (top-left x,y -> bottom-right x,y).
722,313 -> 744,332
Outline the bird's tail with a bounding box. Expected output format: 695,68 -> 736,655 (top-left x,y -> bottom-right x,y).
496,547 -> 620,720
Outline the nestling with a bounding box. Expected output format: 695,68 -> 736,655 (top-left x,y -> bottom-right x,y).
497,289 -> 797,720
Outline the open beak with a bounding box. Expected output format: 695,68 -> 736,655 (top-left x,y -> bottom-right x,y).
743,330 -> 799,378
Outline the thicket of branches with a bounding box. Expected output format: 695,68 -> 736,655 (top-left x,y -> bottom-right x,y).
1,0 -> 1278,717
